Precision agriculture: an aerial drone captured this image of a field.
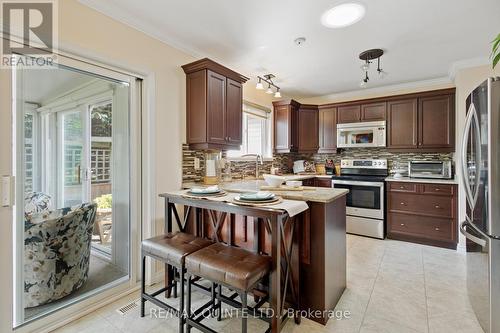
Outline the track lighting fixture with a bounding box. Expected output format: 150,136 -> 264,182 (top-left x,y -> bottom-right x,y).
255,74 -> 281,98
274,88 -> 281,98
358,48 -> 386,87
255,77 -> 264,90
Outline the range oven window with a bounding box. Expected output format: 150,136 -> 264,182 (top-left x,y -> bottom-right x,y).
334,184 -> 381,210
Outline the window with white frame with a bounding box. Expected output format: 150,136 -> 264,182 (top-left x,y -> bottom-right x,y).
227,102 -> 272,158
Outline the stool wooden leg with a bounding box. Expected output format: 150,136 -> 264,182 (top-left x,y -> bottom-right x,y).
140,254 -> 146,317
241,292 -> 247,333
179,267 -> 185,333
186,274 -> 192,333
217,284 -> 222,321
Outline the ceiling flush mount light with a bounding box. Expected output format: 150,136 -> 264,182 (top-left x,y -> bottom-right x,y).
321,3 -> 365,28
358,48 -> 386,88
256,74 -> 281,98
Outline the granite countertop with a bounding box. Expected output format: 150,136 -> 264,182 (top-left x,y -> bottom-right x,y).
385,176 -> 458,185
182,179 -> 348,203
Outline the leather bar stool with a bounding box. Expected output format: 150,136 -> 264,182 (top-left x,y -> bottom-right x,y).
184,242 -> 271,333
141,232 -> 213,333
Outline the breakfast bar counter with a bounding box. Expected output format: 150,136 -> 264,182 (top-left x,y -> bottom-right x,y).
179,180 -> 348,325
182,180 -> 347,203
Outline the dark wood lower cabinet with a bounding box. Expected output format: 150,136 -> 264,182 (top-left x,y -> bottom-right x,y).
387,181 -> 458,249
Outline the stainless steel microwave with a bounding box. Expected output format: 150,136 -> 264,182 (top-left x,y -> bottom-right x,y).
408,160 -> 453,179
336,121 -> 386,148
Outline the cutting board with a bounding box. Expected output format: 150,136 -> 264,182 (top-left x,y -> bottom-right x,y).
260,185 -> 316,191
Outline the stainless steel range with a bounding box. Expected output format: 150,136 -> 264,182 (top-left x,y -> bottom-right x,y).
331,159 -> 388,239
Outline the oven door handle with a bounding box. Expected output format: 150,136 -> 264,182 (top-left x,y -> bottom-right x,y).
332,180 -> 384,187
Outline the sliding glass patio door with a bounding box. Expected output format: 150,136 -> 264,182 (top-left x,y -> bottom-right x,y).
9,53 -> 141,329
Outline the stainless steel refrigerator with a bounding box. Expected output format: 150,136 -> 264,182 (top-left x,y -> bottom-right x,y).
460,77 -> 500,333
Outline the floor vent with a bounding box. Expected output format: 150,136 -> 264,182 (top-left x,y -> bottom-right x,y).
116,299 -> 139,315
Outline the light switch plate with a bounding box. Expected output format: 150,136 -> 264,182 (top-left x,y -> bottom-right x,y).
194,157 -> 200,170
1,175 -> 14,207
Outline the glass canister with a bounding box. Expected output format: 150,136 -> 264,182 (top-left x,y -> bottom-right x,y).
204,150 -> 222,185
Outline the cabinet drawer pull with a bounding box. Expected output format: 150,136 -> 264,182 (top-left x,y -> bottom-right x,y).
400,223 -> 405,226
400,202 -> 405,205
435,205 -> 441,209
434,188 -> 440,191
400,186 -> 405,189
435,227 -> 440,231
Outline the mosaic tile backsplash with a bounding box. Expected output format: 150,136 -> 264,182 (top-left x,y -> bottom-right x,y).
182,144 -> 454,183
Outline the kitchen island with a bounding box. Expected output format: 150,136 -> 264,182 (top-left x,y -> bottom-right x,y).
181,180 -> 348,325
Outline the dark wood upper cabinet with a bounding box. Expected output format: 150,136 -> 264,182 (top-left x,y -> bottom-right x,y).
386,90 -> 455,152
337,105 -> 361,123
207,70 -> 227,145
273,100 -> 318,153
273,100 -> 300,153
337,102 -> 386,124
318,106 -> 337,153
361,102 -> 386,121
418,94 -> 455,150
182,58 -> 249,150
298,105 -> 319,152
225,78 -> 243,145
387,98 -> 418,149
271,89 -> 454,154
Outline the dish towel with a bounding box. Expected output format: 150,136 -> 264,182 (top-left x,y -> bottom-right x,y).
173,190 -> 308,217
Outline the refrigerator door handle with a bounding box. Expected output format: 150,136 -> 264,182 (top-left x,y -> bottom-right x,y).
461,104 -> 475,207
461,103 -> 481,209
471,105 -> 482,207
460,220 -> 487,247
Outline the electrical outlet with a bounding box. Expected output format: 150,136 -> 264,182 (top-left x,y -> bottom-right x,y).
194,157 -> 200,170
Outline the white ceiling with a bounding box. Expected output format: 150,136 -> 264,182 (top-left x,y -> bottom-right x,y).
23,69 -> 94,104
80,0 -> 500,98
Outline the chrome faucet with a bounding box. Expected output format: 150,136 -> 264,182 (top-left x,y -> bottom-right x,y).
241,154 -> 264,179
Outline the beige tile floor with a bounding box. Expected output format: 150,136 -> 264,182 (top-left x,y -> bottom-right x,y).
52,235 -> 484,333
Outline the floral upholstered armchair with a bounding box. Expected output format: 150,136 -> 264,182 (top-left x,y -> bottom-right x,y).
24,192 -> 52,215
24,203 -> 97,307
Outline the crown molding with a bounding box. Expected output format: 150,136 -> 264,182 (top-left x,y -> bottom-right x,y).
300,77 -> 453,104
448,57 -> 490,80
78,0 -> 204,59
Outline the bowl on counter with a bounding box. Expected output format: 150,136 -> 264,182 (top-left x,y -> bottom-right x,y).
263,174 -> 285,187
285,180 -> 302,188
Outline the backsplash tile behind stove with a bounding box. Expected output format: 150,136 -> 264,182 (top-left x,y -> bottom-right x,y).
182,144 -> 454,182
